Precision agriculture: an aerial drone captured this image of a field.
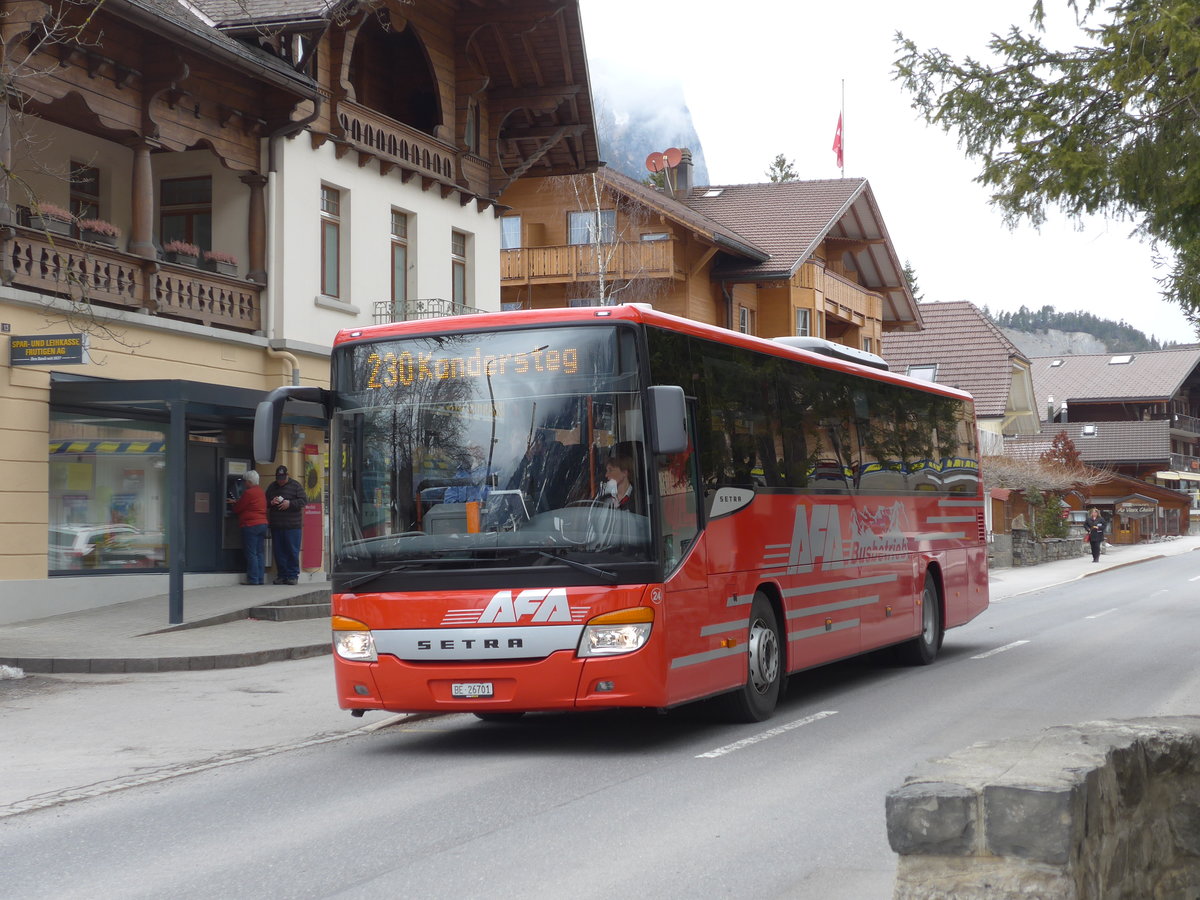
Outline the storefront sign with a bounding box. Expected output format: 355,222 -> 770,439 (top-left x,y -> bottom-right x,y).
10,333 -> 85,365
1117,502 -> 1156,516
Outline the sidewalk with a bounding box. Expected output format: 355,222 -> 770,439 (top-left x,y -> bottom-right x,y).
0,578 -> 333,674
987,533 -> 1200,602
2,536 -> 1199,675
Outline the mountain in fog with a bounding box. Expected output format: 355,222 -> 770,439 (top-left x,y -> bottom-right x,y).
589,58 -> 710,186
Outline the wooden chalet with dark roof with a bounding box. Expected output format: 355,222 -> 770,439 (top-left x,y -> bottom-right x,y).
498,153 -> 920,352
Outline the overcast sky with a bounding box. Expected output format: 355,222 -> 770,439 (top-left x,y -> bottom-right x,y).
578,0 -> 1197,346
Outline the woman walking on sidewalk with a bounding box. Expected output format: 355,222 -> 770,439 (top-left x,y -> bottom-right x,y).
1085,507 -> 1108,563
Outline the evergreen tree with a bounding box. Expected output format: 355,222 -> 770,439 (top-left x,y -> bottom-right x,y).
894,0 -> 1200,331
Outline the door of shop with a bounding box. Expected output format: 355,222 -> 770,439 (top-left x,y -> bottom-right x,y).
186,442 -> 220,570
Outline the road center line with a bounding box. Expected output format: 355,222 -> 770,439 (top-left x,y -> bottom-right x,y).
971,640 -> 1030,660
1086,608 -> 1119,619
696,710 -> 838,759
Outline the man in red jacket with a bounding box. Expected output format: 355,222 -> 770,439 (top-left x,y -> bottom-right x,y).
228,469 -> 268,584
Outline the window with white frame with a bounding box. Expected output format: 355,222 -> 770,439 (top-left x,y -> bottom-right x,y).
862,336 -> 874,354
568,209 -> 616,245
501,216 -> 521,250
796,307 -> 811,337
320,185 -> 341,298
906,363 -> 938,382
739,305 -> 755,335
451,230 -> 468,309
391,210 -> 408,314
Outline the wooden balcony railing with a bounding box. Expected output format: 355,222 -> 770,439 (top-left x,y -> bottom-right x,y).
335,101 -> 490,197
6,228 -> 262,332
501,240 -> 683,285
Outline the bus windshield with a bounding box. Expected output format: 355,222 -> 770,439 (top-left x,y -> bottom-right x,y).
330,325 -> 652,581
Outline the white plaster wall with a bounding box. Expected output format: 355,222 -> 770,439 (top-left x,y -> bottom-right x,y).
268,137 -> 501,346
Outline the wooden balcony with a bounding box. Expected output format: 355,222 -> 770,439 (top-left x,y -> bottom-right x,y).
501,240 -> 684,285
335,101 -> 491,198
6,228 -> 262,333
821,271 -> 879,327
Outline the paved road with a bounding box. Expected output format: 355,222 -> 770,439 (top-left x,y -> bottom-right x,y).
2,542 -> 1199,897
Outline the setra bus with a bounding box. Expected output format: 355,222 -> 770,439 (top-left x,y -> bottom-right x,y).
255,304 -> 989,722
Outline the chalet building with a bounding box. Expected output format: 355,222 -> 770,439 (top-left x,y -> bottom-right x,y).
0,0 -> 598,624
1001,347 -> 1200,541
497,156 -> 921,348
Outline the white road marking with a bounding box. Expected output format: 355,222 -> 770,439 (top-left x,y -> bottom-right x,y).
696,710 -> 838,758
1190,576 -> 1200,583
971,640 -> 1030,660
1085,608 -> 1119,620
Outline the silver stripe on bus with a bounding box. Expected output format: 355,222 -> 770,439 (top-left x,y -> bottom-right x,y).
700,619 -> 748,637
937,499 -> 983,507
914,531 -> 967,541
782,573 -> 897,598
670,643 -> 747,669
788,619 -> 859,641
763,551 -> 791,561
785,595 -> 879,620
726,593 -> 755,608
373,624 -> 583,661
926,515 -> 977,523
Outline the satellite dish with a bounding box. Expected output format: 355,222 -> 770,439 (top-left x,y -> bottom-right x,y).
663,147 -> 683,168
645,152 -> 667,173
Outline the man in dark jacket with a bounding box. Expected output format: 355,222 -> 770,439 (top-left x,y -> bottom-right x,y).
265,465 -> 306,584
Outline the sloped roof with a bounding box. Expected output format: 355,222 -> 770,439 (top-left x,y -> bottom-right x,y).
1004,420 -> 1171,466
599,168 -> 768,262
188,0 -> 337,27
880,301 -> 1027,419
1029,348 -> 1200,405
683,178 -> 920,329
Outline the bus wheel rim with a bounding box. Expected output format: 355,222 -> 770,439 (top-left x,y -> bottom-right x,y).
749,617 -> 779,694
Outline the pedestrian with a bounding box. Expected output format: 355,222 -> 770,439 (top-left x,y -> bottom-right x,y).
265,464 -> 306,584
1085,507 -> 1107,563
227,470 -> 267,584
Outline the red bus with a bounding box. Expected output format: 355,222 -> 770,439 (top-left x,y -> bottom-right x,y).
256,304 -> 988,722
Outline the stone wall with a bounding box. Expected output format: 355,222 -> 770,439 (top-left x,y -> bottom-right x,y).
886,718 -> 1200,899
1010,529 -> 1085,567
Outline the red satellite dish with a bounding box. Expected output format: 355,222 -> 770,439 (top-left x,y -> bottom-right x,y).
663,147 -> 683,168
645,152 -> 667,173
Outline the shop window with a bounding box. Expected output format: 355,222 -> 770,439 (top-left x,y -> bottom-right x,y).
48,414 -> 169,573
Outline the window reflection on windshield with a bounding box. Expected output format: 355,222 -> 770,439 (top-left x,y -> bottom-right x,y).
332,327 -> 651,574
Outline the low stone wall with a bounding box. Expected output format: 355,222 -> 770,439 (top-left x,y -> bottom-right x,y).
1010,529 -> 1085,567
886,718 -> 1200,899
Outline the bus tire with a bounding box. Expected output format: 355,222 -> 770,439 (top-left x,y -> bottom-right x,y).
896,572 -> 942,666
718,593 -> 783,723
473,712 -> 526,723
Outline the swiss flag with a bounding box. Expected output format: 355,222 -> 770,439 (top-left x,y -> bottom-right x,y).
832,113 -> 844,169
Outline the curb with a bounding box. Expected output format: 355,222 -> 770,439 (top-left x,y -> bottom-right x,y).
1,643 -> 331,674
999,551 -> 1172,600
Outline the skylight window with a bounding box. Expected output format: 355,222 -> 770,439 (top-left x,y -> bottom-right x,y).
906,364 -> 938,382
1081,425 -> 1097,436
702,189 -> 723,198
1109,355 -> 1133,365
1050,359 -> 1064,367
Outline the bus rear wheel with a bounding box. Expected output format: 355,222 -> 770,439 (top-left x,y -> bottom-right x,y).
717,593 -> 783,723
896,572 -> 942,666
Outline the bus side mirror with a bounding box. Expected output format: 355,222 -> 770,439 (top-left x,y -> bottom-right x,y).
648,385 -> 687,455
253,385 -> 329,463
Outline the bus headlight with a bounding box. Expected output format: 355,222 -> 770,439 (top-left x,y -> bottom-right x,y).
332,615 -> 377,662
578,607 -> 654,657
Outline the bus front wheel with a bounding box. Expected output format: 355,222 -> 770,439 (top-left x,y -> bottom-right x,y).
718,593 -> 783,723
896,572 -> 942,666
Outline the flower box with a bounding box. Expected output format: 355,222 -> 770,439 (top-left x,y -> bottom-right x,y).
29,214 -> 73,236
203,251 -> 238,277
164,251 -> 199,266
78,218 -> 122,247
81,228 -> 119,247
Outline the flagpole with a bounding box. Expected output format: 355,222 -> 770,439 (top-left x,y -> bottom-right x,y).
840,79 -> 845,176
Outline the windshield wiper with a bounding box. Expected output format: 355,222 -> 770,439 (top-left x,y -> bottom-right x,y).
338,559 -> 443,591
536,550 -> 618,583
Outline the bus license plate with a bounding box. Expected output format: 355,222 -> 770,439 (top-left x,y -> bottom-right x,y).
451,682 -> 494,698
